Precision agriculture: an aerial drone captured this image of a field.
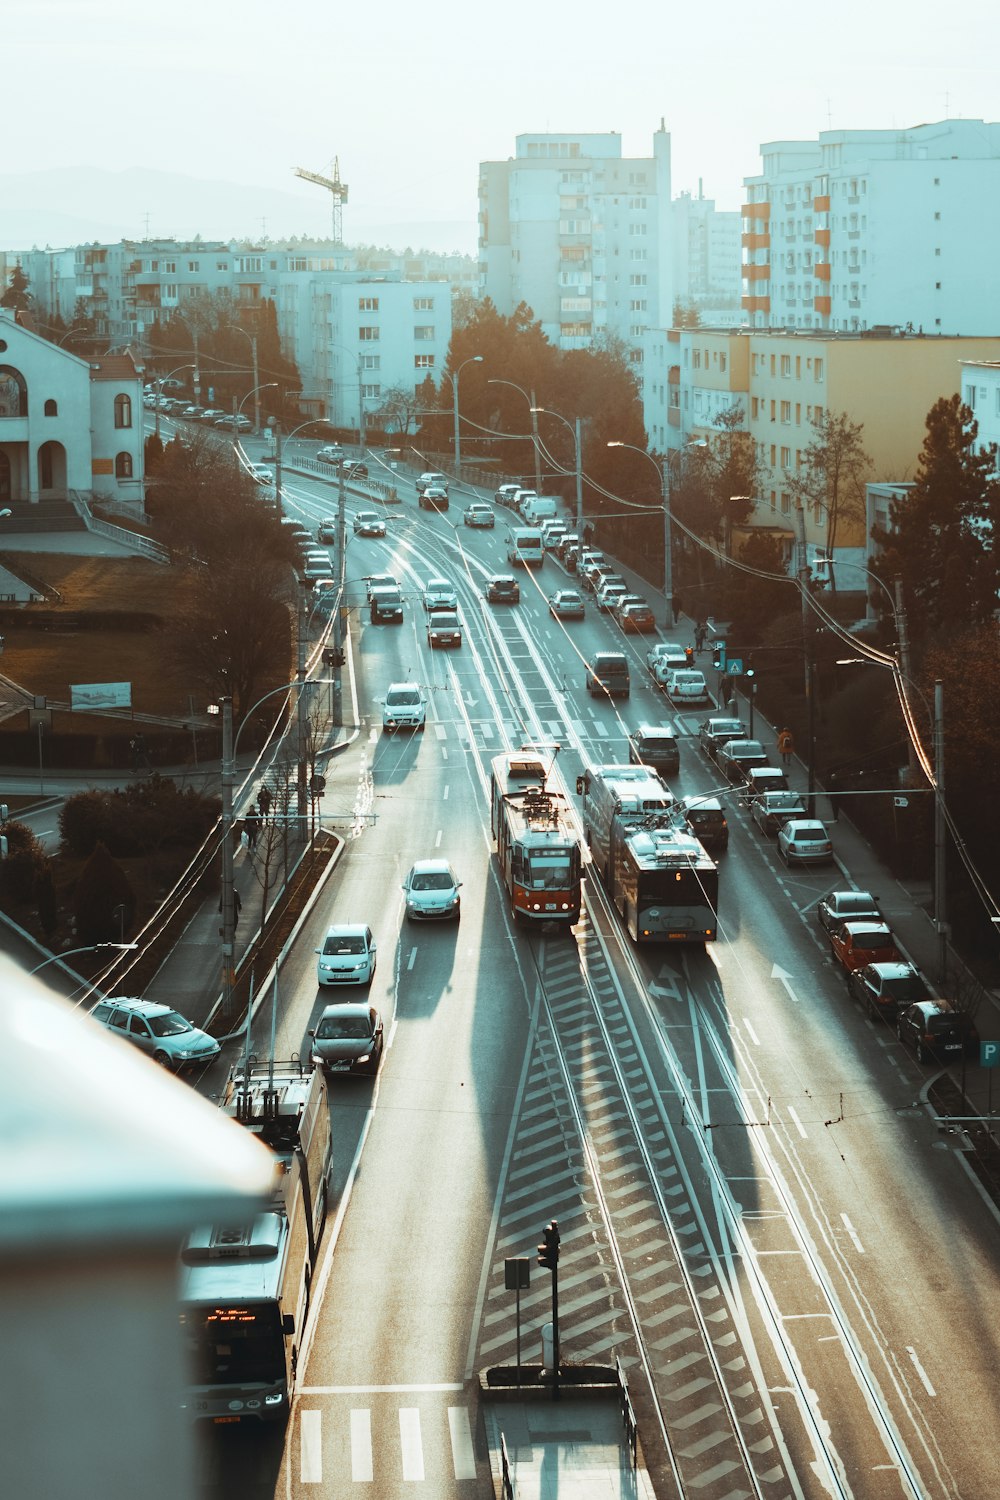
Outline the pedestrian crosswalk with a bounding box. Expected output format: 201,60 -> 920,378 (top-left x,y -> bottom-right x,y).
290,1394 -> 480,1487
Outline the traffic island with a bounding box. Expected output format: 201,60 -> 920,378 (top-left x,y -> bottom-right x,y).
479,1363 -> 619,1400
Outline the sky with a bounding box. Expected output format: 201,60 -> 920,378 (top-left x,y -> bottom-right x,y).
6,0 -> 1000,254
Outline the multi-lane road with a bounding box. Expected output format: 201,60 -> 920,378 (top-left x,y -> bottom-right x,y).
191,444 -> 1000,1500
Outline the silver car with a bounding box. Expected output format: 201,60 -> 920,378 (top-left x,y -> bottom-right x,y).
310,1003 -> 384,1076
89,997 -> 220,1072
402,859 -> 462,921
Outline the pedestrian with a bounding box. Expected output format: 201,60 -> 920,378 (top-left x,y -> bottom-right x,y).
694,620 -> 707,652
243,807 -> 260,852
257,784 -> 272,821
827,770 -> 841,823
719,674 -> 734,710
672,594 -> 683,625
777,727 -> 794,767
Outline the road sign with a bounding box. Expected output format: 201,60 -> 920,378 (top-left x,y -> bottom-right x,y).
981,1041 -> 1000,1069
893,796 -> 909,808
504,1257 -> 530,1290
727,659 -> 743,675
310,774 -> 326,795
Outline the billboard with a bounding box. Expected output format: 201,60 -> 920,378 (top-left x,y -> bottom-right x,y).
70,682 -> 132,711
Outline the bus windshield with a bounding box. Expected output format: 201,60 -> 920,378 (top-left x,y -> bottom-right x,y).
524,851 -> 572,889
181,1302 -> 284,1386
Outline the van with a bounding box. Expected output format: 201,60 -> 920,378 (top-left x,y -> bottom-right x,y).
586,652 -> 630,698
521,495 -> 558,526
506,527 -> 544,566
511,489 -> 538,516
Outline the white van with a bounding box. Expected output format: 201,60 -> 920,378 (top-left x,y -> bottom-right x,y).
521,495 -> 558,526
505,527 -> 544,566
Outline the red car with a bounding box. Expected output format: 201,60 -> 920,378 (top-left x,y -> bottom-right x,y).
829,920 -> 900,973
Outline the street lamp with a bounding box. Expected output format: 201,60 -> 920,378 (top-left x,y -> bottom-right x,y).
269,417 -> 329,514
607,439 -> 706,629
441,355 -> 482,479
329,342 -> 367,449
29,942 -> 137,977
153,362 -> 196,442
531,407 -> 583,541
228,323 -> 262,432
487,378 -> 543,495
234,382 -> 277,449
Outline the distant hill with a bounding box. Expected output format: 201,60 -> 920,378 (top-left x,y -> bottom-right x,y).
0,165 -> 476,256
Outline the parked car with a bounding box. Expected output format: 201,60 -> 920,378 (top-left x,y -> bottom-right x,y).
315,923 -> 377,987
464,503 -> 495,528
494,483 -> 522,507
752,789 -> 808,836
402,859 -> 462,920
717,738 -> 769,785
382,682 -> 426,732
317,517 -> 338,543
648,642 -> 686,675
699,716 -> 748,761
661,667 -> 709,703
309,1002 -> 384,1076
427,609 -> 462,648
369,585 -> 403,623
198,408 -> 225,424
246,462 -> 274,485
342,460 -> 368,479
741,766 -> 789,807
549,589 -> 585,620
595,577 -> 629,611
619,601 -> 656,634
540,521 -> 567,550
423,577 -> 458,611
181,405 -> 205,421
89,997 -> 220,1072
555,533 -> 580,561
612,593 -> 646,623
486,574 -> 520,604
817,888 -> 881,935
353,511 -> 386,537
847,961 -> 930,1023
897,999 -> 978,1064
629,723 -> 680,777
829,919 -> 899,971
586,651 -> 630,698
680,795 -> 729,853
778,818 -> 834,867
317,445 -> 344,465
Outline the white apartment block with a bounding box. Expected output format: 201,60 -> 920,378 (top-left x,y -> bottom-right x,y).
742,119 -> 1000,336
961,359 -> 1000,473
478,128 -> 674,385
672,191 -> 742,327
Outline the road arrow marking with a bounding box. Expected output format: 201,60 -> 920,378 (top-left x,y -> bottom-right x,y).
771,964 -> 801,1003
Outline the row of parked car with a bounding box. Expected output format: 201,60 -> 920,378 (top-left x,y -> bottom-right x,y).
143,389 -> 253,431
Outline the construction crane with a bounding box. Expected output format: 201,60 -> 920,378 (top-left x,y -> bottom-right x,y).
293,158 -> 349,245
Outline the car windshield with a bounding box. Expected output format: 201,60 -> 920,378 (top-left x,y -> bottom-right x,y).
389,690 -> 420,706
795,831 -> 828,843
838,895 -> 876,915
410,871 -> 455,891
768,793 -> 802,808
316,1015 -> 372,1040
883,973 -> 925,1000
148,1011 -> 193,1037
323,935 -> 366,954
855,930 -> 890,948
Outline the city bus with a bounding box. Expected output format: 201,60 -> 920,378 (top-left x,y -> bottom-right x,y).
178,1059 -> 331,1424
490,747 -> 582,925
578,763 -> 674,882
609,814 -> 718,944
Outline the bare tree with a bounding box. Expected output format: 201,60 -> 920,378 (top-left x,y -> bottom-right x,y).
788,411 -> 872,583
375,383 -> 422,436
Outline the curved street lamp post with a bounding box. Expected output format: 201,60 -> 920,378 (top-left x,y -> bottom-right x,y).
532,407 -> 583,540
607,439 -> 706,629
153,362 -> 196,442
441,355 -> 482,479
487,378 -> 543,496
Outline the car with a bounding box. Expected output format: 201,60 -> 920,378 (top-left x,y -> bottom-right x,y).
741,766 -> 790,807
752,789 -> 808,836
586,651 -> 630,698
680,795 -> 729,853
419,485 -> 449,511
580,561 -> 613,594
302,548 -> 331,570
317,517 -> 338,544
181,405 -> 205,421
382,682 -> 427,732
302,560 -> 334,584
817,888 -> 882,934
309,1001 -> 384,1076
717,738 -> 769,785
647,642 -> 684,674
402,859 -> 462,920
829,918 -> 898,970
89,997 -> 220,1072
510,489 -> 538,515
494,483 -> 522,506
698,716 -> 747,761
314,923 -> 377,987
778,818 -> 835,867
342,460 -> 368,479
897,999 -> 978,1064
486,574 -> 520,604
247,462 -> 274,485
549,589 -> 585,620
427,608 -> 462,648
365,572 -> 399,601
369,585 -> 403,622
612,593 -> 646,622
353,511 -> 386,537
652,652 -> 691,687
197,408 -> 225,424
596,577 -> 629,611
629,723 -> 680,777
540,521 -> 567,550
312,579 -> 338,611
214,413 -> 252,431
555,532 -> 580,560
847,961 -> 930,1023
620,602 -> 657,634
464,503 -> 495,528
417,471 -> 449,494
424,577 -> 458,611
662,667 -> 709,703
317,445 -> 344,465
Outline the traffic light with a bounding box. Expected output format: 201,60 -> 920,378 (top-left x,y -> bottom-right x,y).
537,1219 -> 560,1271
685,647 -> 694,667
745,656 -> 755,682
712,642 -> 726,670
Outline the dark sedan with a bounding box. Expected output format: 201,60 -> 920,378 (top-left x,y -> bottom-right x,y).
847,961 -> 930,1023
817,888 -> 880,935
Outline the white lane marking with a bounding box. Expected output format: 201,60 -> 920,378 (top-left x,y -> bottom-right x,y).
399,1408 -> 424,1481
441,747 -> 449,759
434,724 -> 447,740
906,1348 -> 937,1397
449,1406 -> 477,1480
841,1213 -> 865,1253
435,828 -> 442,848
743,1017 -> 760,1046
300,1408 -> 323,1483
301,1383 -> 464,1393
351,1407 -> 373,1481
787,1105 -> 808,1140
407,947 -> 417,971
443,785 -> 450,800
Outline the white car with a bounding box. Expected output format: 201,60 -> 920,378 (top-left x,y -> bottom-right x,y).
595,577 -> 628,611
423,577 -> 458,611
402,859 -> 462,921
647,641 -> 686,674
777,819 -> 834,866
247,462 -> 274,486
315,923 -> 377,986
382,683 -> 426,732
416,471 -> 449,494
662,667 -> 709,704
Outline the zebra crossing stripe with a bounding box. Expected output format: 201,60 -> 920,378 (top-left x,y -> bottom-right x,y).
351,1408 -> 373,1482
399,1408 -> 424,1481
448,1406 -> 477,1480
300,1409 -> 322,1484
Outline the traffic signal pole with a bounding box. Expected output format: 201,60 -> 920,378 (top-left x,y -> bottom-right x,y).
537,1219 -> 561,1398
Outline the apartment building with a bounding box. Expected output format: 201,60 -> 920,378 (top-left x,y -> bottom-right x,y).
670,328 -> 1000,574
672,191 -> 742,328
478,128 -> 674,384
961,359 -> 1000,469
742,119 -> 1000,335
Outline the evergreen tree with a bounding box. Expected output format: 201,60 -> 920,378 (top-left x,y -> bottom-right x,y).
73,842 -> 134,945
0,261 -> 32,312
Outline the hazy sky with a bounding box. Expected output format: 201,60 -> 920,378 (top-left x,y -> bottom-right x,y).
7,0 -> 1000,250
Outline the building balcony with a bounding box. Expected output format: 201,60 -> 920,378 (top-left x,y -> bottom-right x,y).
741,231 -> 770,250
849,298 -> 861,309
742,295 -> 771,313
813,195 -> 830,212
813,261 -> 831,282
814,295 -> 831,315
741,201 -> 771,221
814,228 -> 830,247
742,263 -> 770,283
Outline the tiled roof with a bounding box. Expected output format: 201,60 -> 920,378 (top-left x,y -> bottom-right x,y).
90,349 -> 142,381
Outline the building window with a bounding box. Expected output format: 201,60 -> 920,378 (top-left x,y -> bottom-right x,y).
235,256 -> 263,273
358,326 -> 380,341
770,490 -> 777,511
781,355 -> 791,377
44,398 -> 58,416
361,354 -> 380,370
780,401 -> 791,424
188,261 -> 199,272
629,248 -> 648,261
628,223 -> 648,236
414,354 -> 435,369
751,396 -> 760,419
628,274 -> 647,287
361,384 -> 380,400
780,491 -> 790,514
115,452 -> 133,479
164,284 -> 177,300
413,296 -> 433,310
693,349 -> 701,368
358,297 -> 379,311
814,358 -> 824,381
780,446 -> 791,468
770,400 -> 776,422
414,325 -> 435,341
720,354 -> 726,373
217,261 -> 229,271
629,299 -> 647,312
163,260 -> 176,273
114,393 -> 132,429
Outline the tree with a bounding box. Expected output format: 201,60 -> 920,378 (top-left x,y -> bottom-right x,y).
871,396 -> 1000,642
73,842 -> 135,946
788,411 -> 872,583
0,262 -> 32,312
375,383 -> 422,436
673,299 -> 701,328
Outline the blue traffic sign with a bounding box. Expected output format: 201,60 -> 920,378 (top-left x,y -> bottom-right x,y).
980,1040 -> 1000,1069
727,659 -> 743,675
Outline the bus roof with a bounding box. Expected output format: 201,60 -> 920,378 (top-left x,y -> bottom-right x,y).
179,1212 -> 290,1304
624,825 -> 714,870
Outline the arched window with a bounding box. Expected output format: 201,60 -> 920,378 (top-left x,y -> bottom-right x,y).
114,393 -> 132,429
44,398 -> 58,416
115,452 -> 133,479
0,365 -> 28,418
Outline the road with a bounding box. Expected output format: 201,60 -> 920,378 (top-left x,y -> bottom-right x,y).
172,443 -> 1000,1499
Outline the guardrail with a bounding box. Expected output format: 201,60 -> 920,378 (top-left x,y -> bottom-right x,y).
70,491 -> 170,565
615,1357 -> 638,1468
499,1432 -> 516,1500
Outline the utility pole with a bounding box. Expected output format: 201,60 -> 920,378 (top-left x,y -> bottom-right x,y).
795,503 -> 816,814
334,459 -> 347,665
536,1220 -> 561,1399
251,332 -> 261,435
220,697 -> 236,1023
574,417 -> 583,548
894,577 -> 919,782
529,389 -> 542,497
273,426 -> 283,516
934,678 -> 947,982
297,605 -> 309,824
660,456 -> 674,631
